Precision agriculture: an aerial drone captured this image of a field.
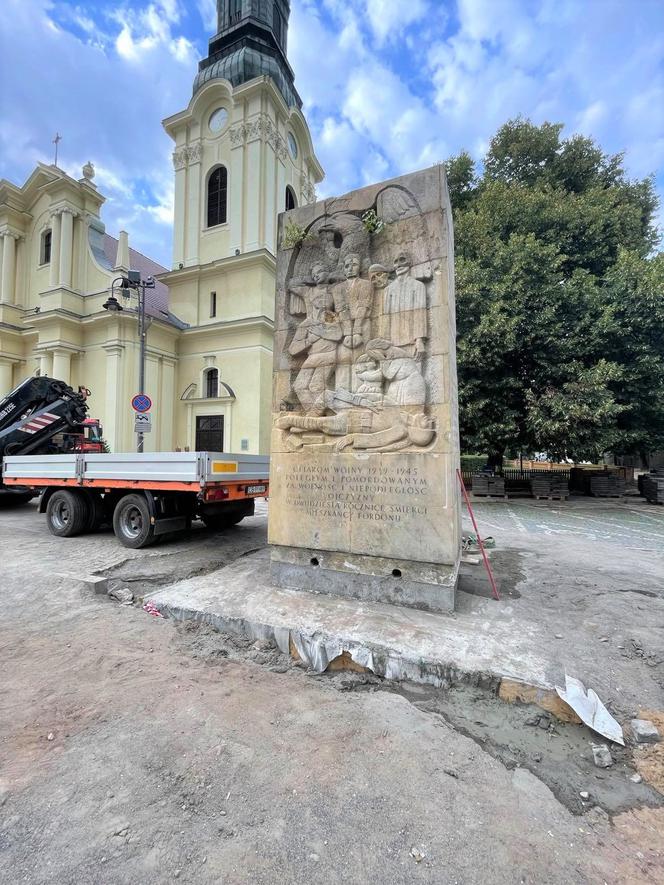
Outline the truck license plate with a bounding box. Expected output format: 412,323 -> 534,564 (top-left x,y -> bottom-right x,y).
246,484 -> 266,495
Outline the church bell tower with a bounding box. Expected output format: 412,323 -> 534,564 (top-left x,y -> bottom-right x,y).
196,1 -> 299,110
161,0 -> 323,455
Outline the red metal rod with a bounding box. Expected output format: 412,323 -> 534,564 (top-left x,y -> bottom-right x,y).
457,467 -> 501,601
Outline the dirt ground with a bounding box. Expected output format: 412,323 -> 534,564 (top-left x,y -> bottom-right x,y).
0,497 -> 663,884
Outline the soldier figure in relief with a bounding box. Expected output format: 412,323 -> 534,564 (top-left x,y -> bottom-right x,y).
379,252 -> 427,360
287,263 -> 342,415
332,252 -> 373,391
364,338 -> 426,410
275,348 -> 435,452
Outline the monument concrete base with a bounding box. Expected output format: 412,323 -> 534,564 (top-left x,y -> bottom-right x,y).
143,548 -> 558,695
271,545 -> 457,613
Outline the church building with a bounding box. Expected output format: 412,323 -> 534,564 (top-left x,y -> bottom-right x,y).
0,0 -> 323,454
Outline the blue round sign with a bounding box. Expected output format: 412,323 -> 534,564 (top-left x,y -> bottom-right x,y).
132,394 -> 152,413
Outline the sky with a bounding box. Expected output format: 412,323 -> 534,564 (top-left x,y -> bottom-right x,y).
0,0 -> 663,268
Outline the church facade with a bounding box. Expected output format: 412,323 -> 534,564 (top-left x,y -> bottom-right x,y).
0,0 -> 323,454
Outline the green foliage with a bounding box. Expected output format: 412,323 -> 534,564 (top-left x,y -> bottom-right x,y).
445,151 -> 477,212
361,209 -> 385,234
460,454 -> 488,471
448,118 -> 662,462
282,221 -> 313,249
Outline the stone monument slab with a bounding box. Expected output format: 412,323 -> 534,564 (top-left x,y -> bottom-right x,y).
268,166 -> 461,612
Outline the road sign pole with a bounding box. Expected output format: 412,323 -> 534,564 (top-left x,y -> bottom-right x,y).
137,284 -> 146,454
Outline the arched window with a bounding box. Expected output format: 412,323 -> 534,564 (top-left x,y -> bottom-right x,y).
207,166 -> 228,228
285,186 -> 297,211
205,368 -> 219,398
40,229 -> 52,265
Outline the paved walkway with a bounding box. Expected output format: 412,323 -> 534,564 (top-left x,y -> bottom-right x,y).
469,497 -> 664,551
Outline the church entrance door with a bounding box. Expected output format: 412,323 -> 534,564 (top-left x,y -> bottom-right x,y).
196,415 -> 224,452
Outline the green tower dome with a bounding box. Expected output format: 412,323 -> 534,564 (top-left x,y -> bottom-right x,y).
194,0 -> 301,109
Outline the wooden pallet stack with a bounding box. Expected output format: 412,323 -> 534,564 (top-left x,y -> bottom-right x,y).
589,475 -> 625,497
471,474 -> 506,498
642,469 -> 664,505
530,474 -> 570,500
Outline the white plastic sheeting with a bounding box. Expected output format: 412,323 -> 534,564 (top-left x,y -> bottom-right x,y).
555,673 -> 625,745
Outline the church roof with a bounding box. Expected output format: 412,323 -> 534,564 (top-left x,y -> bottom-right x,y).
194,2 -> 301,108
193,43 -> 300,108
92,230 -> 188,329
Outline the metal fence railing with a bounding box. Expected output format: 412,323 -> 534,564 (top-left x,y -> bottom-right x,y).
460,468 -> 571,485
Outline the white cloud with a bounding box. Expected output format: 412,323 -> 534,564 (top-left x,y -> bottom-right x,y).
364,0 -> 430,46
1,0 -> 662,269
0,0 -> 194,266
288,0 -> 663,244
197,0 -> 217,33
111,0 -> 196,64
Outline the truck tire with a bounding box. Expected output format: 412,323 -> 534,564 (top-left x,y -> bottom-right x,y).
113,494 -> 156,548
0,489 -> 36,507
82,491 -> 106,532
46,490 -> 90,537
202,512 -> 247,530
201,500 -> 254,531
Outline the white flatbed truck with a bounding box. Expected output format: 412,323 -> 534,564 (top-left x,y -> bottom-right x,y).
2,451 -> 269,548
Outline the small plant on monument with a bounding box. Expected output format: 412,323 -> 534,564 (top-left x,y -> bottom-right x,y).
361,209 -> 384,234
282,221 -> 313,250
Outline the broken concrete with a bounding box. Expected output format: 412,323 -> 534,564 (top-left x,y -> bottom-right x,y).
79,575 -> 109,594
146,548 -> 557,694
631,719 -> 661,744
592,745 -> 613,768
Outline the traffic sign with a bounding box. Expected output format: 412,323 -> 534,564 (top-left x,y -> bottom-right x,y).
134,412 -> 152,433
131,394 -> 152,413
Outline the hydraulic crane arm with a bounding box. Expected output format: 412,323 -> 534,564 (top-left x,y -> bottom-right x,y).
0,377 -> 89,459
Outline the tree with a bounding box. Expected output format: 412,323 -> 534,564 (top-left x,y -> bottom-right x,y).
597,250 -> 664,462
447,118 -> 661,465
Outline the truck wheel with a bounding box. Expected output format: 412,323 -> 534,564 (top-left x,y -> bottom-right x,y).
202,512 -> 245,530
46,490 -> 90,537
113,494 -> 156,548
201,499 -> 254,531
82,491 -> 106,532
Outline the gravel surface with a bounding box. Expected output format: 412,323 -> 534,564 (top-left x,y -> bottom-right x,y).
0,498 -> 662,883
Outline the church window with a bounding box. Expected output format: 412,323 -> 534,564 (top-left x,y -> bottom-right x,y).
207,166 -> 228,228
287,132 -> 298,160
40,229 -> 52,265
285,186 -> 297,211
209,107 -> 228,133
205,367 -> 219,398
210,291 -> 217,318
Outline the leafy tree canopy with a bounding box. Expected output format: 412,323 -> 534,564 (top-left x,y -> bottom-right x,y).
447,117 -> 662,465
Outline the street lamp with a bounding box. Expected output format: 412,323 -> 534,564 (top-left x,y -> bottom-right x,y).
102,271 -> 156,453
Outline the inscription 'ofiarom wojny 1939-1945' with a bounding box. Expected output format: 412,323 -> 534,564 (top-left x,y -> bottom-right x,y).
268,166 -> 461,613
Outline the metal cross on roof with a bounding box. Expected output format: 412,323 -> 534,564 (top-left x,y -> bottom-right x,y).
53,133 -> 62,167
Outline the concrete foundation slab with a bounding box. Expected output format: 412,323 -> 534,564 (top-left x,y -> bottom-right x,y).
270,546 -> 458,613
145,548 -> 557,691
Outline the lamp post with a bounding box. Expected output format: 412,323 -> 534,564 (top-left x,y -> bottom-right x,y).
103,271 -> 156,453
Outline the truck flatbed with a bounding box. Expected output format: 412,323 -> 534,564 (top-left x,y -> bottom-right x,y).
2,451 -> 269,548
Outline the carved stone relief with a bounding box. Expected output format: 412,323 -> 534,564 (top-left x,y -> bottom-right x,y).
300,173 -> 316,205
274,186 -> 438,454
228,114 -> 289,161
172,142 -> 203,170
